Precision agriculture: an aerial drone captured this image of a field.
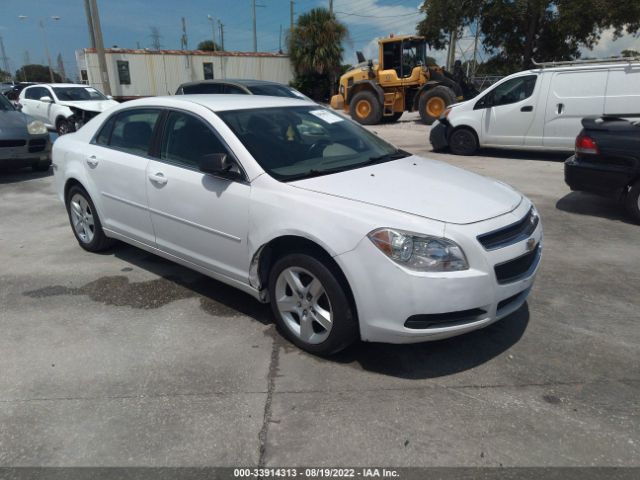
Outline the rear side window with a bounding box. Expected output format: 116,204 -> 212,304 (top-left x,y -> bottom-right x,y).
490,75 -> 537,107
109,109 -> 161,156
160,111 -> 230,168
182,83 -> 224,94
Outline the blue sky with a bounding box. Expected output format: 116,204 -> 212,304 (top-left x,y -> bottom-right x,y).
1,0 -> 638,80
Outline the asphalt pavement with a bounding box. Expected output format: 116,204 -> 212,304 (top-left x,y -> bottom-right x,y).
0,120 -> 638,467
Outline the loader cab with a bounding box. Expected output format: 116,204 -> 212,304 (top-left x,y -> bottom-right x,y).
379,36 -> 427,81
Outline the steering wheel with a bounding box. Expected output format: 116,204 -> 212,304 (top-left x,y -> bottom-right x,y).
308,139 -> 332,158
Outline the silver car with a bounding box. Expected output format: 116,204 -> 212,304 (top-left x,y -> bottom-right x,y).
0,93 -> 51,171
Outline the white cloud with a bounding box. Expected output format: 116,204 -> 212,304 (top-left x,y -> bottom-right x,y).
582,29 -> 640,58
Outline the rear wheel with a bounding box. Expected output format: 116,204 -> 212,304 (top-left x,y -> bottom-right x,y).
448,127 -> 479,156
349,91 -> 382,125
625,180 -> 640,224
268,253 -> 358,355
66,185 -> 115,252
418,86 -> 457,125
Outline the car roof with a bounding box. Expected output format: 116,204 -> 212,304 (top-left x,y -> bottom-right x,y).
122,94 -> 317,112
178,79 -> 290,88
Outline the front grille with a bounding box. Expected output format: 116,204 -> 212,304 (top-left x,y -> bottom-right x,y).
494,245 -> 540,284
405,308 -> 487,329
0,139 -> 26,148
478,208 -> 538,250
28,139 -> 47,153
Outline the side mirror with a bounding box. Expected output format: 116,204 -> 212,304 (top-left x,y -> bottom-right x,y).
199,153 -> 240,179
40,96 -> 53,103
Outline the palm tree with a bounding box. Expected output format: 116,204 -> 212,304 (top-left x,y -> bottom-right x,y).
288,8 -> 348,95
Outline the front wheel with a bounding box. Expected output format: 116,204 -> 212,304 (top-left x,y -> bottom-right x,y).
625,180 -> 640,224
66,185 -> 115,252
349,91 -> 382,125
268,253 -> 358,355
448,128 -> 479,156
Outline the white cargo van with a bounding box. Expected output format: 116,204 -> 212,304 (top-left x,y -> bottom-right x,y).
429,58 -> 640,155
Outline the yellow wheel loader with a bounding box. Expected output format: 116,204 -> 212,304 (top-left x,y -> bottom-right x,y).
330,35 -> 477,125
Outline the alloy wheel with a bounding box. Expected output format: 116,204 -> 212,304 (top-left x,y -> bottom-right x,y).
274,266 -> 333,344
69,193 -> 95,244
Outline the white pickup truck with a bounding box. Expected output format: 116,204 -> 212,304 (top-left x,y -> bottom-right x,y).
18,83 -> 119,135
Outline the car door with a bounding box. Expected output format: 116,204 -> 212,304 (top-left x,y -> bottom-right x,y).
146,109 -> 251,282
543,70 -> 607,149
82,108 -> 161,246
479,75 -> 539,146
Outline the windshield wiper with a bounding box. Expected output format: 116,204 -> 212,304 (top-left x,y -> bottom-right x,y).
366,149 -> 410,165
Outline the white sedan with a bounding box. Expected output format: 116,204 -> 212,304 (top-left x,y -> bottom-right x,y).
52,95 -> 542,355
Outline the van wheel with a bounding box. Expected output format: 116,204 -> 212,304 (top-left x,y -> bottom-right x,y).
419,86 -> 456,125
448,127 -> 478,156
349,91 -> 382,125
66,185 -> 115,252
268,253 -> 358,355
625,180 -> 640,224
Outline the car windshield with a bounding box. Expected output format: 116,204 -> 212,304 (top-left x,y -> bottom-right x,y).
52,87 -> 107,101
0,93 -> 14,111
246,84 -> 307,100
218,105 -> 409,181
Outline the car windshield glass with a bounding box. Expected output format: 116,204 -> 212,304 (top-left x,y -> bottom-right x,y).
0,93 -> 14,111
247,84 -> 300,99
218,105 -> 409,181
52,87 -> 107,101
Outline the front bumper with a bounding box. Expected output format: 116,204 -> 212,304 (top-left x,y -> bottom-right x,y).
429,120 -> 449,151
335,201 -> 542,344
565,155 -> 636,198
0,136 -> 51,167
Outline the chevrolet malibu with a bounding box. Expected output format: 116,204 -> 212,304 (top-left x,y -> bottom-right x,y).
52,95 -> 542,355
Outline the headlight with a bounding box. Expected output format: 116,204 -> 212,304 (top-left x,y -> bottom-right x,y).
27,120 -> 47,135
368,228 -> 468,272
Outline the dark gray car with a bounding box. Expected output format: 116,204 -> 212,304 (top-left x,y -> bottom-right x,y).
175,79 -> 311,100
0,93 -> 51,171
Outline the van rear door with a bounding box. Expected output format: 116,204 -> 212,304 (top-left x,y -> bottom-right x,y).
543,69 -> 607,149
604,65 -> 640,117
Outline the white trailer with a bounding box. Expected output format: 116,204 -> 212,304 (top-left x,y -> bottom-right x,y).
76,48 -> 294,100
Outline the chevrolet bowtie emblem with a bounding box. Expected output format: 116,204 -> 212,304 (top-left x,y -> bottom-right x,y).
526,238 -> 536,252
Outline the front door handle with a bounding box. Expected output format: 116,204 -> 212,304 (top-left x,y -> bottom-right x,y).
148,172 -> 168,186
86,155 -> 99,168
520,105 -> 533,112
557,103 -> 564,115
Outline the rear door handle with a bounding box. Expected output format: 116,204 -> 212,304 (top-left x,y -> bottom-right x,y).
86,155 -> 99,168
148,172 -> 168,186
520,105 -> 533,112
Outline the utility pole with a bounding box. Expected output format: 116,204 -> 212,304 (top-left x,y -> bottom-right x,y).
252,0 -> 257,52
38,20 -> 55,82
290,1 -> 294,33
57,53 -> 66,81
180,17 -> 188,50
83,0 -> 96,48
278,25 -> 282,54
88,0 -> 111,95
471,17 -> 480,76
218,21 -> 224,51
0,36 -> 10,81
329,0 -> 333,13
446,30 -> 457,71
150,26 -> 162,50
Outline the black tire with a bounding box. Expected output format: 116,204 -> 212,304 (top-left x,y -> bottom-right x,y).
625,180 -> 640,224
268,252 -> 358,355
65,185 -> 115,252
32,160 -> 51,172
418,85 -> 457,125
56,118 -> 74,136
448,127 -> 479,156
349,90 -> 382,125
382,112 -> 403,123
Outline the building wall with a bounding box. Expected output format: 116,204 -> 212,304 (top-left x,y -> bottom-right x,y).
77,50 -> 294,98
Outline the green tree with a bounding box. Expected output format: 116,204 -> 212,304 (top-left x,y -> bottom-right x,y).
15,64 -> 62,83
288,7 -> 348,97
197,40 -> 223,52
621,49 -> 640,57
0,69 -> 11,82
417,0 -> 640,72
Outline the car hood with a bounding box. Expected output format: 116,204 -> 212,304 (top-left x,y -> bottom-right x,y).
58,99 -> 119,112
289,155 -> 522,225
0,110 -> 30,135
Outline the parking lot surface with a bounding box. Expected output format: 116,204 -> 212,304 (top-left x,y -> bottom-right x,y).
1,119 -> 638,467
